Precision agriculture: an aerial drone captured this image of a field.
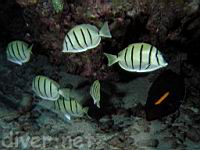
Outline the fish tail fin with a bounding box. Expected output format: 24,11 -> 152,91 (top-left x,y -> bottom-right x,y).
28,44 -> 34,53
83,107 -> 93,119
83,107 -> 89,114
104,53 -> 119,66
58,88 -> 70,100
99,22 -> 112,38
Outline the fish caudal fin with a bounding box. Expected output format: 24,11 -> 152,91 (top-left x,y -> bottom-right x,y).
28,44 -> 34,53
99,22 -> 112,38
83,107 -> 89,114
83,107 -> 92,119
58,88 -> 70,100
104,53 -> 118,66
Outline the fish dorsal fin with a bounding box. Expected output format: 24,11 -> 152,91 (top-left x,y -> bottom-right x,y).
83,24 -> 99,32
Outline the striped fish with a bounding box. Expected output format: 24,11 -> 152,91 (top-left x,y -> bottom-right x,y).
32,76 -> 60,101
63,22 -> 112,53
104,43 -> 168,73
6,40 -> 33,65
90,80 -> 101,108
32,75 -> 71,101
54,96 -> 89,120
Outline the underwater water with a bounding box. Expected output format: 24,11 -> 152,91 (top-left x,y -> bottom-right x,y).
0,0 -> 200,149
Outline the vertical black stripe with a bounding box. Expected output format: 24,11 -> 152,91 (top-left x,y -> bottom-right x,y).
16,42 -> 23,60
131,46 -> 134,69
124,48 -> 128,66
94,83 -> 99,99
69,98 -> 73,114
95,83 -> 98,93
67,34 -> 76,49
139,44 -> 144,70
93,84 -> 97,99
73,31 -> 84,49
75,100 -> 78,114
44,79 -> 48,97
57,100 -> 61,111
21,44 -> 27,58
80,29 -> 88,47
37,77 -> 43,96
146,45 -> 153,69
11,44 -> 19,61
54,101 -> 56,110
86,28 -> 93,45
149,45 -> 153,66
65,39 -> 68,51
50,82 -> 53,97
155,49 -> 160,65
63,98 -> 67,113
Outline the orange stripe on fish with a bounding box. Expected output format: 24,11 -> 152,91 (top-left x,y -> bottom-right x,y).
154,91 -> 170,105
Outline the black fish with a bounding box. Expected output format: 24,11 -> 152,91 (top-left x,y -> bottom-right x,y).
145,70 -> 185,121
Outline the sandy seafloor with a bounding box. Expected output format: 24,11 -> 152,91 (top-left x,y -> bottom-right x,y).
0,53 -> 200,150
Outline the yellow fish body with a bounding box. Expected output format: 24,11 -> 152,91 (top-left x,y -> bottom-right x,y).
104,43 -> 168,73
54,96 -> 89,120
63,22 -> 111,53
6,40 -> 33,65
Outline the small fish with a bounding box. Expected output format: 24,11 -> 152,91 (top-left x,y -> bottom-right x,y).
90,80 -> 101,108
51,0 -> 64,13
104,43 -> 168,73
54,96 -> 89,120
6,40 -> 33,65
32,75 -> 70,101
63,22 -> 112,53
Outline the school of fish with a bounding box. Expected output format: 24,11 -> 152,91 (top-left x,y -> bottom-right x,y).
4,21 -> 169,121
